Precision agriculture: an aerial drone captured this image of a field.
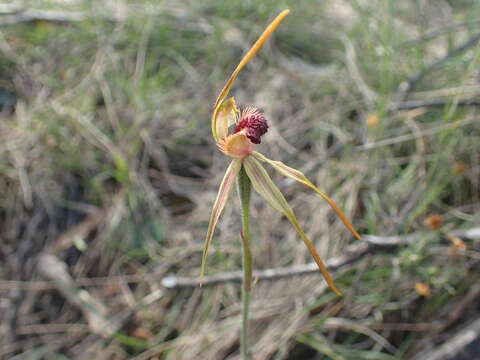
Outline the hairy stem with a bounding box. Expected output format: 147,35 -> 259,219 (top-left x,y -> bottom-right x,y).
237,165 -> 252,360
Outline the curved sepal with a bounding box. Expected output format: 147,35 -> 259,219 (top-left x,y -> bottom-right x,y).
243,156 -> 341,296
252,151 -> 361,240
212,9 -> 290,141
200,159 -> 242,280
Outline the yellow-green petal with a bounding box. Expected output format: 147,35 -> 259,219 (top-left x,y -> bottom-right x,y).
212,9 -> 290,141
243,156 -> 341,296
200,159 -> 242,280
253,151 -> 361,241
215,97 -> 238,140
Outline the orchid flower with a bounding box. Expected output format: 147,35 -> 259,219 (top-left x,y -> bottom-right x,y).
201,9 -> 361,297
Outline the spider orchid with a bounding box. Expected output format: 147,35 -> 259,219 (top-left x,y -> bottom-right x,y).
201,9 -> 361,296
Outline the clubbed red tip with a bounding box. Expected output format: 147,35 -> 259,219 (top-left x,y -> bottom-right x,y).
233,107 -> 268,144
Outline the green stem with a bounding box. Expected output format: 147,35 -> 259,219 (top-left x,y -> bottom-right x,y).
237,165 -> 252,360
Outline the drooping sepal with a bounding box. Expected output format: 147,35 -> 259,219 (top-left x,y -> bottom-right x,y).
200,159 -> 242,280
243,156 -> 341,295
252,151 -> 361,240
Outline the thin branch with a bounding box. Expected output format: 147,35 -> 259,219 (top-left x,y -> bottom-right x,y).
162,241 -> 369,289
37,254 -> 117,336
341,34 -> 378,108
161,227 -> 480,289
396,32 -> 480,101
357,116 -> 478,151
432,281 -> 480,335
412,315 -> 480,360
0,9 -> 86,25
5,229 -> 478,292
37,254 -> 163,337
323,317 -> 397,353
401,19 -> 480,47
0,274 -> 147,291
392,98 -> 480,111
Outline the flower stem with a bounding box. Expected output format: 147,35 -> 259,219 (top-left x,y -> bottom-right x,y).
237,165 -> 252,360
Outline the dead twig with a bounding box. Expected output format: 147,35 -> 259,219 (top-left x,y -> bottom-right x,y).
413,316 -> 480,360
162,241 -> 368,288
37,253 -> 164,339
396,32 -> 480,101
161,227 -> 480,289
432,281 -> 480,335
392,98 -> 480,111
341,34 -> 378,108
322,317 -> 397,353
6,229 -> 479,294
401,19 -> 480,47
357,116 -> 478,151
0,9 -> 86,25
37,254 -> 116,336
0,274 -> 146,291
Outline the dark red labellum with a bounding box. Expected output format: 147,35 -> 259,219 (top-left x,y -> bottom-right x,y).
233,108 -> 268,144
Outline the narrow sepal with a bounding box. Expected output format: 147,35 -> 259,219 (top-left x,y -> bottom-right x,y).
211,9 -> 290,141
243,156 -> 341,295
252,151 -> 361,240
200,159 -> 242,280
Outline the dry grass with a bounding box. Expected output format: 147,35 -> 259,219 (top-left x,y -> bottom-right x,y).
1,0 -> 480,359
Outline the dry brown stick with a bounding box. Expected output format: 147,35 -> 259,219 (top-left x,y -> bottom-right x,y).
4,228 -> 478,292
412,316 -> 480,360
323,317 -> 397,353
163,241 -> 369,289
0,274 -> 145,291
37,254 -> 116,336
161,227 -> 480,289
15,323 -> 90,335
37,253 -> 164,338
396,32 -> 480,101
367,322 -> 436,332
357,116 -> 478,151
432,281 -> 480,335
392,98 -> 480,111
401,19 -> 480,47
0,8 -> 86,25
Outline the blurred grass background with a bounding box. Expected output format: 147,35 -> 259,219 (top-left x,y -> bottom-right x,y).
1,0 -> 480,359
